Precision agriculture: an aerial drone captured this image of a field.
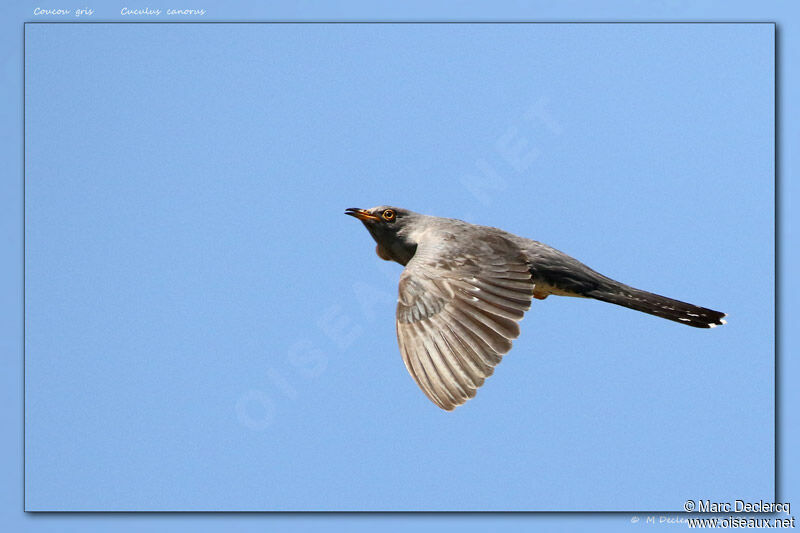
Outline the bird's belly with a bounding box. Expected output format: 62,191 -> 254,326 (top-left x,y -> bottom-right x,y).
533,280 -> 587,299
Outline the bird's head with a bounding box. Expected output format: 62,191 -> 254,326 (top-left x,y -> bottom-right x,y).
344,206 -> 421,265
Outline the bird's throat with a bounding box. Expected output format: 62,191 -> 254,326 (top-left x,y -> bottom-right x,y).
375,244 -> 393,261
372,240 -> 417,266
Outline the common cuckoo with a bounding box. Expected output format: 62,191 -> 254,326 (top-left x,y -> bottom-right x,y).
345,206 -> 726,411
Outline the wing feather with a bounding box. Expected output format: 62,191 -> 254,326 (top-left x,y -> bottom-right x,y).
395,232 -> 535,410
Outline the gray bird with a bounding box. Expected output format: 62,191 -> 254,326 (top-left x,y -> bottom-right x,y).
345,206 -> 726,411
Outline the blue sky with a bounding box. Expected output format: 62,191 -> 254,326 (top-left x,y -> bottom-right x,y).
22,17 -> 774,517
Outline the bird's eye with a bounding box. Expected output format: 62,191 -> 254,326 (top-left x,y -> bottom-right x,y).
382,209 -> 396,221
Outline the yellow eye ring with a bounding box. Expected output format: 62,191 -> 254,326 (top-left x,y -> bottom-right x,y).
382,209 -> 396,221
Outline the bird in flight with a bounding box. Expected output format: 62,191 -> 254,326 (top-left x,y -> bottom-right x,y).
345,206 -> 726,411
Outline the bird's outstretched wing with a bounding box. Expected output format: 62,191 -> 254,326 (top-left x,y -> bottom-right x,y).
395,232 -> 535,410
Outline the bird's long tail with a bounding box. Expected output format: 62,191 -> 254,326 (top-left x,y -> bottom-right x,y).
585,286 -> 727,329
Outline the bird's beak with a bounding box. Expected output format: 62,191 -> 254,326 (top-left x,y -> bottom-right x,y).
344,207 -> 379,221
